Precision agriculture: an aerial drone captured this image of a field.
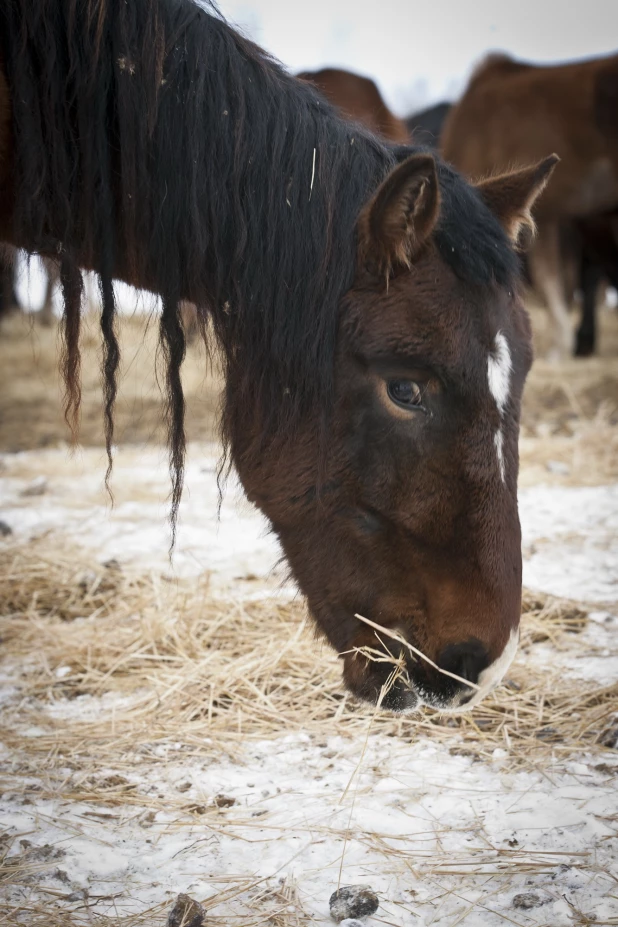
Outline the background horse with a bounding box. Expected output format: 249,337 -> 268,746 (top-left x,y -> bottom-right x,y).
296,67 -> 409,143
441,52 -> 618,358
405,101 -> 451,148
0,0 -> 554,712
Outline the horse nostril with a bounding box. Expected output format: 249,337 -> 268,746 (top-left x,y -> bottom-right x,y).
438,639 -> 491,687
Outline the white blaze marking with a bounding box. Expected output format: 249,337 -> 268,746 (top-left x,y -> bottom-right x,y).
487,331 -> 512,484
487,331 -> 512,414
494,429 -> 505,483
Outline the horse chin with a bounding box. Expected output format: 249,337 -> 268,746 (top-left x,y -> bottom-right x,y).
413,675 -> 500,715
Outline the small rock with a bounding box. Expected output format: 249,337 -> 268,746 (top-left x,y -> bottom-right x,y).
77,570 -> 99,592
0,520 -> 12,537
20,476 -> 48,497
167,893 -> 206,927
513,892 -> 544,909
214,793 -> 236,808
329,885 -> 379,922
339,921 -> 364,927
67,889 -> 88,902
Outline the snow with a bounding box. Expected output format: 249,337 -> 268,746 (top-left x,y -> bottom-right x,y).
3,735 -> 618,925
1,445 -> 617,925
0,444 -> 286,589
520,484 -> 618,603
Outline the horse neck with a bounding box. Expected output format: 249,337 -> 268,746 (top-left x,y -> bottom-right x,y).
1,0 -> 394,427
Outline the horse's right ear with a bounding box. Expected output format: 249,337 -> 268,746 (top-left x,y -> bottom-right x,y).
358,154 -> 440,281
476,155 -> 559,249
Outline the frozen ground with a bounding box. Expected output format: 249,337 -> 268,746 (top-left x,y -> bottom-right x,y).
1,445 -> 618,926
3,734 -> 618,926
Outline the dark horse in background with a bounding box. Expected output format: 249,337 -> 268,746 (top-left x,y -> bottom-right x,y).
0,0 -> 556,713
406,101 -> 451,148
442,53 -> 618,358
0,247 -> 18,319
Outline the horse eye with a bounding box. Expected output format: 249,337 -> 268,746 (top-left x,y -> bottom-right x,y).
387,379 -> 423,410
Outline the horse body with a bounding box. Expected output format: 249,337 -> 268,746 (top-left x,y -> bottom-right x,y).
442,53 -> 618,357
0,0 -> 556,712
297,67 -> 409,143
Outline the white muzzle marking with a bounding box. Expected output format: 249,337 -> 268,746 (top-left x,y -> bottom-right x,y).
446,627 -> 519,714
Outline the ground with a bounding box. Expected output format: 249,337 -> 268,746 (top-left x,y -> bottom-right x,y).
0,292 -> 617,927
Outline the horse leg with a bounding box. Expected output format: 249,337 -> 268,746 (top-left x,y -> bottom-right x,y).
0,249 -> 19,318
575,253 -> 602,357
38,257 -> 59,325
528,221 -> 574,359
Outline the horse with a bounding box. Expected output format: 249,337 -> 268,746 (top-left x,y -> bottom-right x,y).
572,209 -> 618,355
297,68 -> 409,143
441,52 -> 618,359
405,101 -> 452,149
0,0 -> 557,713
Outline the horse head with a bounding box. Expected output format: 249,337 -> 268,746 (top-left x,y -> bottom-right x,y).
236,153 -> 557,713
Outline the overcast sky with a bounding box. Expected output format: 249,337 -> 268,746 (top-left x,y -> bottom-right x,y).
216,0 -> 618,114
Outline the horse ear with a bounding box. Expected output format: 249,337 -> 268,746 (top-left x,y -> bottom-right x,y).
358,153 -> 440,279
476,155 -> 559,249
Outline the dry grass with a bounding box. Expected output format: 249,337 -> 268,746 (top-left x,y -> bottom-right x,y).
0,311 -> 221,452
519,400 -> 618,486
0,541 -> 615,771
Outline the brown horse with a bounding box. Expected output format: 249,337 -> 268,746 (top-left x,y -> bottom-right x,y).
0,0 -> 556,713
297,67 -> 409,143
442,52 -> 618,358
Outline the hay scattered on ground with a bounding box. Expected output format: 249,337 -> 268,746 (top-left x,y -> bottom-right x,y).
519,401 -> 618,486
0,542 -> 615,772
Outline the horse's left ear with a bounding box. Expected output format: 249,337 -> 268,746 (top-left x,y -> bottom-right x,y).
476,155 -> 559,248
358,153 -> 440,279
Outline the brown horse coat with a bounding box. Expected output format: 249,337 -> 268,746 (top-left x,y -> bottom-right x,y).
297,68 -> 409,143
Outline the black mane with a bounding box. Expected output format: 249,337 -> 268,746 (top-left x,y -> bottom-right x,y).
0,0 -> 517,537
